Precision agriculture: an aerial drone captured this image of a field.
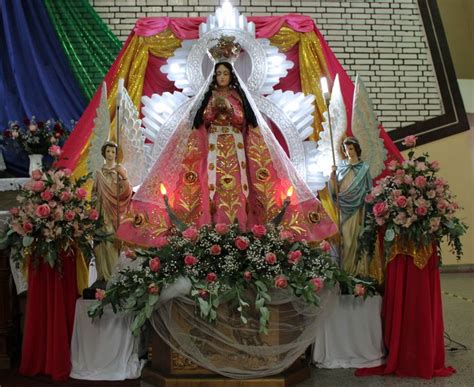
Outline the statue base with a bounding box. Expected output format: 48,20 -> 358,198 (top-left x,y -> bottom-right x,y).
142,328 -> 311,387
142,365 -> 311,387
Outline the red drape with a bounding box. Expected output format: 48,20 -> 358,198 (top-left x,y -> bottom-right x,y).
19,251 -> 78,381
356,251 -> 455,379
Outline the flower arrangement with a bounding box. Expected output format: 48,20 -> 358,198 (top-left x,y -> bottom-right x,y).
3,117 -> 70,155
2,146 -> 98,269
88,223 -> 376,335
360,135 -> 467,260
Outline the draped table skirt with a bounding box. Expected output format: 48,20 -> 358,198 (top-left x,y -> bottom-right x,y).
19,250 -> 78,381
356,250 -> 455,379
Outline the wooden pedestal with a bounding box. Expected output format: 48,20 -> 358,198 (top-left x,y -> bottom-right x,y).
142,299 -> 311,386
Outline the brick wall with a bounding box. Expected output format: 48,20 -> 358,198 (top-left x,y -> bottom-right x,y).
89,0 -> 443,132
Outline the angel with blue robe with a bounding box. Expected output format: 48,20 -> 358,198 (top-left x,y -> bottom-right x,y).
330,136 -> 372,276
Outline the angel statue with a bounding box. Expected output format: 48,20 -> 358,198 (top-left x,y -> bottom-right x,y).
92,141 -> 133,282
314,73 -> 387,280
329,137 -> 372,275
117,35 -> 337,246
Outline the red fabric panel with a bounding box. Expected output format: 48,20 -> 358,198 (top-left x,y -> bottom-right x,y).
142,55 -> 178,100
19,251 -> 78,381
355,251 -> 455,379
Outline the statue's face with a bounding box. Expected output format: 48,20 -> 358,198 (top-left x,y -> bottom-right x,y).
343,143 -> 357,160
104,145 -> 116,161
215,64 -> 231,88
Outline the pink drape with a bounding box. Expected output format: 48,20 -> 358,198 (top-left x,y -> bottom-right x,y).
60,14 -> 402,173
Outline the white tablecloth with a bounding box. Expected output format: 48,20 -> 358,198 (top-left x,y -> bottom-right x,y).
313,295 -> 386,368
70,299 -> 146,380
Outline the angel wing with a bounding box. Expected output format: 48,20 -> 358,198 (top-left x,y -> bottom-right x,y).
87,82 -> 110,175
351,75 -> 387,179
118,84 -> 146,187
313,74 -> 347,177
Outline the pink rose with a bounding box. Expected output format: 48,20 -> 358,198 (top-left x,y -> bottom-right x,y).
35,204 -> 51,218
265,252 -> 277,265
434,178 -> 446,188
354,284 -> 366,297
41,189 -> 54,201
48,145 -> 62,157
31,180 -> 45,192
95,289 -> 106,301
373,202 -> 388,217
288,250 -> 302,265
404,175 -> 413,185
198,289 -> 209,299
251,224 -> 267,238
64,210 -> 76,221
387,159 -> 399,171
274,275 -> 288,289
391,189 -> 402,199
394,177 -> 403,186
436,200 -> 448,212
375,217 -> 386,226
88,209 -> 99,221
414,176 -> 427,189
402,135 -> 417,147
31,169 -> 43,181
415,206 -> 428,216
149,257 -> 161,272
9,207 -> 20,217
60,190 -> 72,202
310,277 -> 324,293
364,193 -> 375,204
153,235 -> 168,248
206,272 -> 217,282
215,223 -> 229,235
148,283 -> 159,294
319,240 -> 331,253
430,161 -> 440,171
395,195 -> 408,208
235,236 -> 249,250
184,254 -> 198,266
22,221 -> 33,234
210,244 -> 222,256
243,271 -> 252,281
63,168 -> 72,176
182,227 -> 198,241
279,230 -> 293,241
415,161 -> 428,172
427,190 -> 436,199
75,187 -> 87,200
395,169 -> 405,177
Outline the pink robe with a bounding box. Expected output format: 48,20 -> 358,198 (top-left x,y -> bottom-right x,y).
117,90 -> 337,246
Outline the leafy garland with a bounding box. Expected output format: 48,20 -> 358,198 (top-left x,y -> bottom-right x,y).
89,223 -> 377,334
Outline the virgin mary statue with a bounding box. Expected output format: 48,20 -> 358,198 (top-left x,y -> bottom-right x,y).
117,36 -> 337,247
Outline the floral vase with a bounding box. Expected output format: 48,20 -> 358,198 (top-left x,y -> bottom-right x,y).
28,154 -> 43,176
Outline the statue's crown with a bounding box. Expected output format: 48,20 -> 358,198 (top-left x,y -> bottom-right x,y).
207,35 -> 241,63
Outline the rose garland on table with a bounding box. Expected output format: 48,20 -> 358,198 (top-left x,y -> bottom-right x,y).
1,146 -> 99,269
88,223 -> 377,335
359,135 -> 468,261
